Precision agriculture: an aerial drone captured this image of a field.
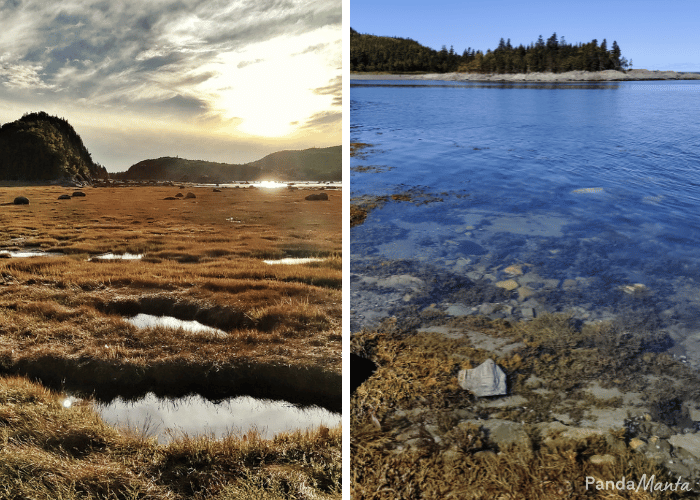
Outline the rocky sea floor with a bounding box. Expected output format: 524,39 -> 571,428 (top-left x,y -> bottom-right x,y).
351,196 -> 700,496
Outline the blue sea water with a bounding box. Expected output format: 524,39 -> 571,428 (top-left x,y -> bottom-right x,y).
351,80 -> 700,365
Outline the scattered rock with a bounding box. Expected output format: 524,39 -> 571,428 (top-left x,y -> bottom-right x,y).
669,433 -> 700,459
620,283 -> 648,295
213,188 -> 221,192
13,196 -> 29,205
185,192 -> 196,199
457,358 -> 507,397
589,454 -> 616,465
495,279 -> 518,291
305,193 -> 329,201
629,437 -> 647,451
72,191 -> 86,197
57,194 -> 71,200
163,197 -> 179,200
503,264 -> 524,276
175,193 -> 184,197
478,419 -> 531,452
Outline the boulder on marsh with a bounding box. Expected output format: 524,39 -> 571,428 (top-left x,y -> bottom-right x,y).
13,196 -> 29,205
458,358 -> 507,397
72,191 -> 86,197
58,194 -> 71,200
185,192 -> 196,199
305,192 -> 329,201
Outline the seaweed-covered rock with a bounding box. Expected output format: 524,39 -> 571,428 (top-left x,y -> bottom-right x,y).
458,359 -> 507,397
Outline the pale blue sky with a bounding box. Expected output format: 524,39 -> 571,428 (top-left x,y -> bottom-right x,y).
351,0 -> 700,72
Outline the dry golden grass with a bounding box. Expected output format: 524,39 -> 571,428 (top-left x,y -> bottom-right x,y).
0,184 -> 340,404
0,375 -> 341,499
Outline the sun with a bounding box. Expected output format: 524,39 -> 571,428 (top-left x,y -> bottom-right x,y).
197,30 -> 339,139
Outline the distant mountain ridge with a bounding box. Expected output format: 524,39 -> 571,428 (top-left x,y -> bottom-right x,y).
0,111 -> 340,183
0,111 -> 107,182
114,146 -> 341,183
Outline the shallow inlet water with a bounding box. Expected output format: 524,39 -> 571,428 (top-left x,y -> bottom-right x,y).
93,393 -> 340,443
351,80 -> 700,367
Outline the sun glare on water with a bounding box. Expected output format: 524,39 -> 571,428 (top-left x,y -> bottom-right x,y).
258,180 -> 287,188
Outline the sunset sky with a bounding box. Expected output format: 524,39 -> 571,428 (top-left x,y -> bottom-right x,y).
0,0 -> 341,171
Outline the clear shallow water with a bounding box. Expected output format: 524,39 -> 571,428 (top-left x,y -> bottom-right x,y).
94,393 -> 340,443
351,80 -> 700,365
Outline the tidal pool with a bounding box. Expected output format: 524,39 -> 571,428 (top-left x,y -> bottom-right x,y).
93,252 -> 143,260
0,249 -> 63,258
94,393 -> 340,443
126,313 -> 227,337
263,257 -> 325,265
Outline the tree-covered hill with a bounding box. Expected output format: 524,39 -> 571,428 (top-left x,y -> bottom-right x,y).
0,111 -> 107,182
351,28 -> 628,74
114,145 -> 341,183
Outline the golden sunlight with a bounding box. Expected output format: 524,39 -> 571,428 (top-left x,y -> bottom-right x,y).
200,28 -> 339,138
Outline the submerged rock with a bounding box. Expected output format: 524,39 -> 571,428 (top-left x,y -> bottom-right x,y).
458,359 -> 507,397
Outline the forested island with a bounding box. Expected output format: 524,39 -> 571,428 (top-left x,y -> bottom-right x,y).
350,28 -> 628,74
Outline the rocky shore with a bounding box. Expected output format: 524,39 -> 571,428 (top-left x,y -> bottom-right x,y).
351,309 -> 700,497
352,68 -> 700,82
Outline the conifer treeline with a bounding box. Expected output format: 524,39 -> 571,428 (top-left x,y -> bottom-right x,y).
351,29 -> 629,74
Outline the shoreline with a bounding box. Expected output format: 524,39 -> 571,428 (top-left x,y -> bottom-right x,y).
352,68 -> 700,83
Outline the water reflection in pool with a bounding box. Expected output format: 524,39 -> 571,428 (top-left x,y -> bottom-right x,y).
263,257 -> 325,265
92,253 -> 143,260
94,393 -> 340,443
0,249 -> 63,258
126,313 -> 227,337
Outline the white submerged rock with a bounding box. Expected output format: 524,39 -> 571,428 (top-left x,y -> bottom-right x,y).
458,358 -> 507,397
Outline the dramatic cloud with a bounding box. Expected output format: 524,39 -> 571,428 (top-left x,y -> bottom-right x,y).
0,0 -> 341,170
313,75 -> 341,107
